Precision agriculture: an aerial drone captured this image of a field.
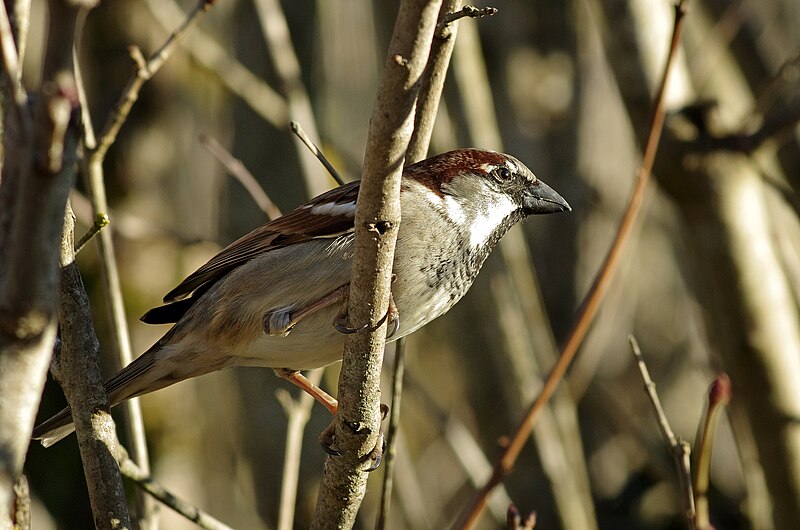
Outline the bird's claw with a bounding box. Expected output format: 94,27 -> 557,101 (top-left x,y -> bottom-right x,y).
333,292 -> 400,338
364,431 -> 387,472
319,423 -> 341,456
386,305 -> 400,339
334,316 -> 370,334
318,405 -> 390,471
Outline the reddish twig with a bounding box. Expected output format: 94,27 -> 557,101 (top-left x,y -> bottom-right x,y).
451,2 -> 690,528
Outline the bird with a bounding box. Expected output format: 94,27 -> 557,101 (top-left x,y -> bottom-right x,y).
33,148 -> 570,446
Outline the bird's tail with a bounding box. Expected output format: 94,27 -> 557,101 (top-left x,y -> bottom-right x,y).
33,341 -> 172,447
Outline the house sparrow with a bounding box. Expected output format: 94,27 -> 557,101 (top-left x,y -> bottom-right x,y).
34,148 -> 570,446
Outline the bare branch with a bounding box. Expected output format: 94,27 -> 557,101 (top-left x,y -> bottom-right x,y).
0,0 -> 88,521
375,339 -> 406,530
200,134 -> 283,220
74,212 -> 109,254
115,447 -> 234,530
290,121 -> 346,186
57,203 -> 131,528
629,336 -> 696,527
407,0 -> 464,162
438,5 -> 497,28
310,1 -> 443,526
453,2 -> 691,527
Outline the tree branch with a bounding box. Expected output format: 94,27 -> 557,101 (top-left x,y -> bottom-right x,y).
0,0 -> 91,523
56,203 -> 131,529
310,1 -> 442,526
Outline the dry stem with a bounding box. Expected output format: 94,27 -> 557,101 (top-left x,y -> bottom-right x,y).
452,2 -> 690,527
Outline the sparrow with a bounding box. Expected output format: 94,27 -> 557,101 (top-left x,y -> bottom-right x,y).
34,148 -> 570,446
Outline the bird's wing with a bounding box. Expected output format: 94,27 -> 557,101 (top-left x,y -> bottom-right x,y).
141,181 -> 359,324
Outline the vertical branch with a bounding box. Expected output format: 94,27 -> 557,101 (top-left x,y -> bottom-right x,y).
0,0 -> 93,522
310,0 -> 442,527
377,1 -> 465,524
375,339 -> 406,530
57,203 -> 131,529
405,0 -> 464,162
0,0 -> 32,255
275,368 -> 323,530
254,0 -> 331,196
77,2 -> 216,526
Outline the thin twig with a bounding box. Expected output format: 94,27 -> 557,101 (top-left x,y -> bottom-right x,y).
116,447 -> 234,530
375,339 -> 406,530
630,336 -> 696,528
693,373 -> 732,530
74,212 -> 109,254
200,134 -> 283,220
77,3 -> 218,527
290,121 -> 346,186
452,2 -> 690,528
141,0 -> 287,129
438,5 -> 497,28
275,368 -> 324,530
629,337 -> 679,447
0,0 -> 30,132
93,0 -> 215,162
254,0 -> 330,197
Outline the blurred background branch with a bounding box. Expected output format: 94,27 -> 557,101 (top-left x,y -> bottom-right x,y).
4,0 -> 798,528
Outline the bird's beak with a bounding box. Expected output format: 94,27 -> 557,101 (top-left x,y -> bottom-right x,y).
522,180 -> 571,215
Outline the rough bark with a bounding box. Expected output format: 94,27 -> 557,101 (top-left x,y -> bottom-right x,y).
55,204 -> 131,529
0,1 -> 95,523
310,0 -> 442,527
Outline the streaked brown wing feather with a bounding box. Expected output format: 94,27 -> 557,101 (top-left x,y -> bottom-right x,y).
161,180 -> 360,303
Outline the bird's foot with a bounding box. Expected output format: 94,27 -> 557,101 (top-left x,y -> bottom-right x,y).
319,403 -> 390,471
333,290 -> 400,339
264,284 -> 350,337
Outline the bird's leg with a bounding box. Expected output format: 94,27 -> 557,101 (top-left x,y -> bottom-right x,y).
277,368 -> 389,470
273,368 -> 338,414
264,284 -> 350,337
334,274 -> 400,337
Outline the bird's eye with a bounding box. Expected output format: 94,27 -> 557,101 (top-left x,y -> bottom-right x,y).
493,166 -> 513,182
